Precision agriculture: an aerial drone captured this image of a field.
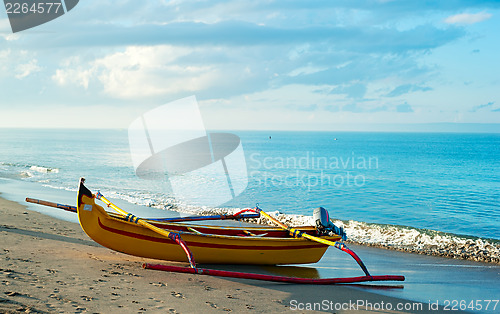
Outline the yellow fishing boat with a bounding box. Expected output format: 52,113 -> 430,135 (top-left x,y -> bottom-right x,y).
77,179 -> 341,265
27,179 -> 405,284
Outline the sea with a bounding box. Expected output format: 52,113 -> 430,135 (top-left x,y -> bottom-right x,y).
1,128 -> 499,310
0,129 -> 499,247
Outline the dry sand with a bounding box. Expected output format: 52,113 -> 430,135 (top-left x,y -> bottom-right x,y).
0,195 -> 451,313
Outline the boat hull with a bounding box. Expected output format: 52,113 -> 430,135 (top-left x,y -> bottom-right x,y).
77,189 -> 340,265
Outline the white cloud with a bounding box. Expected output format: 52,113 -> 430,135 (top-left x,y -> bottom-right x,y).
0,49 -> 10,60
0,18 -> 14,36
0,49 -> 10,77
52,45 -> 222,99
15,59 -> 42,79
52,67 -> 93,89
97,46 -> 223,99
1,33 -> 20,41
444,12 -> 492,25
50,44 -> 277,100
288,65 -> 328,77
0,49 -> 44,80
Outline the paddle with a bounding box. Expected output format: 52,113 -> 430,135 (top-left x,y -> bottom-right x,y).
26,197 -> 77,213
257,207 -> 372,277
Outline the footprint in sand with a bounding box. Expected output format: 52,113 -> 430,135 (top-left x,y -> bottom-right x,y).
150,282 -> 167,287
206,301 -> 217,308
4,291 -> 20,297
4,291 -> 34,299
170,291 -> 185,299
80,295 -> 93,301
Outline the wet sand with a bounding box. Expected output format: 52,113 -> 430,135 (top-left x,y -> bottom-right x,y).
0,195 -> 455,313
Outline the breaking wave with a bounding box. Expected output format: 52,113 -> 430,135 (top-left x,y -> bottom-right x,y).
29,165 -> 59,173
21,166 -> 59,178
335,220 -> 499,264
1,162 -> 60,178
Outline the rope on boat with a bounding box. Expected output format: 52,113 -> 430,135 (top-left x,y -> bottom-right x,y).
167,233 -> 197,269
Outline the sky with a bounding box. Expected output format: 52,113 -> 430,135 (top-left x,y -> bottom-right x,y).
0,0 -> 499,131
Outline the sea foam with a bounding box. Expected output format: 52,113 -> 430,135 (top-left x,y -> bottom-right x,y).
29,165 -> 59,173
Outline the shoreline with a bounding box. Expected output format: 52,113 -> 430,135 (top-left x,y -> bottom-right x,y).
0,194 -> 451,313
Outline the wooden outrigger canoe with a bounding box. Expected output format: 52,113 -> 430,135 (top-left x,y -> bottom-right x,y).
77,179 -> 340,265
27,178 -> 405,284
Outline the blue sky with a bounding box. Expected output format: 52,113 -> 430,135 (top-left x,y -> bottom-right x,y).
0,0 -> 499,130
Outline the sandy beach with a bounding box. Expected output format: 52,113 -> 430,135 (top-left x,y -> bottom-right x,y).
0,194 -> 456,314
